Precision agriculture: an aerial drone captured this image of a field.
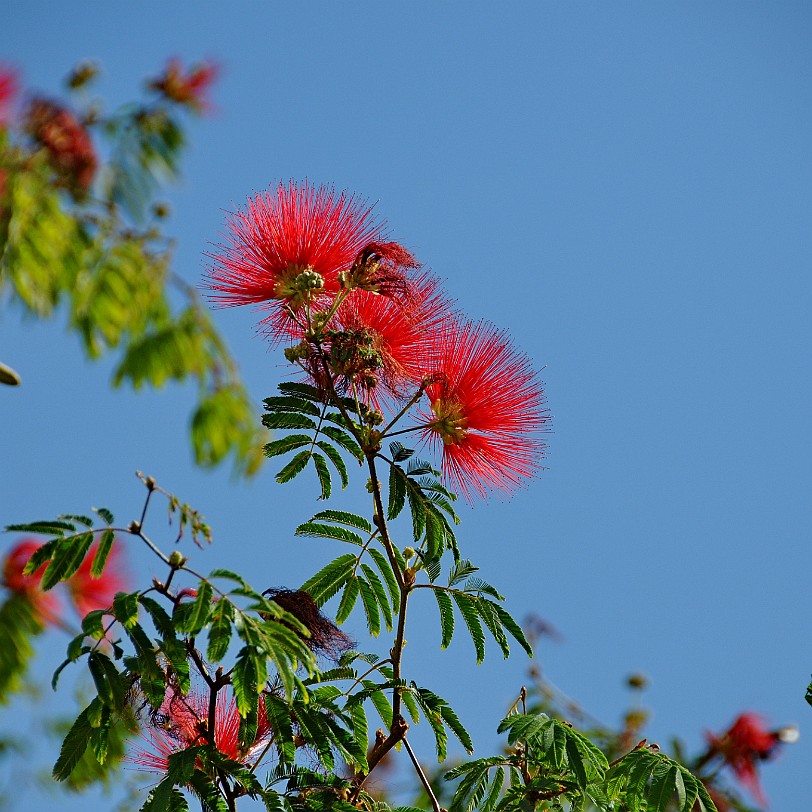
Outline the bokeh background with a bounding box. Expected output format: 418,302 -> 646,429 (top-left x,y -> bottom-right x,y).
2,2 -> 810,809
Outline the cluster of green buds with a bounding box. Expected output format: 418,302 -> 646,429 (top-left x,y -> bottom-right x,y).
326,328 -> 383,391
293,269 -> 325,292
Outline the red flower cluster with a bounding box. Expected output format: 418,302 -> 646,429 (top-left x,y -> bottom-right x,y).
24,98 -> 97,192
705,713 -> 783,805
131,687 -> 272,772
206,180 -> 549,498
2,538 -> 126,625
149,58 -> 218,113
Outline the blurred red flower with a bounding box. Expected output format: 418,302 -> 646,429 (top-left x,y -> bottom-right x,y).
206,181 -> 396,342
131,687 -> 271,772
2,539 -> 61,624
0,67 -> 18,126
418,320 -> 549,499
705,713 -> 781,805
149,58 -> 218,113
68,540 -> 126,618
24,98 -> 96,192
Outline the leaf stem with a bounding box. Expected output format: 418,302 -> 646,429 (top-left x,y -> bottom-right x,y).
403,736 -> 443,812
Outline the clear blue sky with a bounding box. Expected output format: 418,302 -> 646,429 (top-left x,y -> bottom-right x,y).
2,3 -> 811,809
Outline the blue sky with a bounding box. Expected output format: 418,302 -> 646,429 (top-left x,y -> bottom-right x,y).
2,3 -> 811,809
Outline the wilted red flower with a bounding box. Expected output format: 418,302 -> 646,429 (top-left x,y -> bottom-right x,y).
149,58 -> 218,113
25,98 -> 96,192
705,713 -> 781,805
67,540 -> 126,618
206,181 -> 395,342
0,67 -> 19,126
263,587 -> 354,661
2,539 -> 61,623
335,272 -> 455,403
131,687 -> 271,772
417,321 -> 549,500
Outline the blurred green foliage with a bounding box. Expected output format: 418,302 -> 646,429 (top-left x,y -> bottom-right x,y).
0,62 -> 266,476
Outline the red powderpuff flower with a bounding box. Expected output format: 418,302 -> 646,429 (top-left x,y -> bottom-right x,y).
2,539 -> 61,624
149,58 -> 218,113
131,687 -> 272,772
206,181 -> 399,342
335,272 -> 456,403
0,67 -> 18,126
68,540 -> 127,618
417,321 -> 549,500
25,98 -> 97,192
705,713 -> 782,805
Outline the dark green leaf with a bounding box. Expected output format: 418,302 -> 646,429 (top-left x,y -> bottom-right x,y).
313,452 -> 332,500
90,528 -> 116,578
173,581 -> 213,635
315,440 -> 349,488
262,412 -> 318,431
207,598 -> 234,662
275,450 -> 311,483
264,434 -> 312,459
295,522 -> 364,546
112,591 -> 139,629
433,589 -> 455,649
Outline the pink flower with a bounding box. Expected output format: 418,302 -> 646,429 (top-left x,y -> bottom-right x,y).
149,58 -> 218,113
206,181 -> 399,343
24,98 -> 97,192
131,687 -> 272,772
334,271 -> 456,404
417,320 -> 549,500
68,540 -> 126,618
2,539 -> 61,624
705,713 -> 781,805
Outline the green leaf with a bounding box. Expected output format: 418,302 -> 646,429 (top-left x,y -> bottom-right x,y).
315,440 -> 349,488
41,531 -> 94,590
263,395 -> 320,416
90,528 -> 115,578
112,591 -> 139,629
93,507 -> 115,526
360,563 -> 393,631
232,646 -> 259,716
295,522 -> 364,546
321,425 -> 363,462
173,581 -> 213,635
161,636 -> 191,694
307,510 -> 373,533
81,609 -> 107,640
53,703 -> 94,781
276,450 -> 311,483
300,553 -> 356,606
7,520 -> 76,536
264,434 -> 312,459
388,464 -> 407,520
433,589 -> 455,649
490,603 -> 533,658
335,577 -> 360,624
207,598 -> 235,662
453,593 -> 486,663
313,452 -> 332,500
262,412 -> 318,431
139,595 -> 175,638
357,576 -> 381,636
265,694 -> 296,764
209,568 -> 248,587
367,547 -> 400,614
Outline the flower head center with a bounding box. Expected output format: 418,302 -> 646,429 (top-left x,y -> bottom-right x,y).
430,399 -> 469,445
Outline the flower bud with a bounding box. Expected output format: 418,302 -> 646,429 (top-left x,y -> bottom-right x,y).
168,550 -> 186,568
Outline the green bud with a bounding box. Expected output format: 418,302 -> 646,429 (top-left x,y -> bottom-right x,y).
168,550 -> 186,568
